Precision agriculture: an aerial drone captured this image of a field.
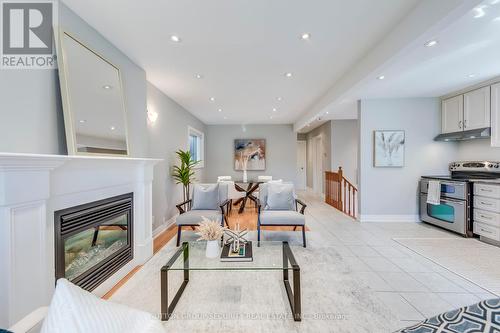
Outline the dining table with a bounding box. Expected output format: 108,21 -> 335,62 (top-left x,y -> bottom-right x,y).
233,179 -> 263,214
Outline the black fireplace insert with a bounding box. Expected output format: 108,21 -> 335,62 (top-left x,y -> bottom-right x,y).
54,193 -> 133,291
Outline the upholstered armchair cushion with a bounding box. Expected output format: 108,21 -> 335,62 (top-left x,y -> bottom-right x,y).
266,183 -> 295,210
191,184 -> 219,210
176,210 -> 222,225
259,211 -> 305,226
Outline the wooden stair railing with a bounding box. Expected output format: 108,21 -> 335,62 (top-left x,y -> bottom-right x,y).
325,167 -> 357,219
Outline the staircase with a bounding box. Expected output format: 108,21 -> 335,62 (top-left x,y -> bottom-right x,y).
325,167 -> 357,219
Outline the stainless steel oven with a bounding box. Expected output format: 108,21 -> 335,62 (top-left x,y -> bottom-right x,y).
419,178 -> 471,236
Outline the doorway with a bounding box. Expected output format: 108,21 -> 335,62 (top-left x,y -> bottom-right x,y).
296,141 -> 307,190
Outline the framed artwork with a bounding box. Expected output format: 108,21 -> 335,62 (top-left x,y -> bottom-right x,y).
234,139 -> 266,170
373,130 -> 405,167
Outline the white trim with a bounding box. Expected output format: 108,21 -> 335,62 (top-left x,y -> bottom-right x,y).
153,214 -> 177,237
187,126 -> 205,168
360,214 -> 421,223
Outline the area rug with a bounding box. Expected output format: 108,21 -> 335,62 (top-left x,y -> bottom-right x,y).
110,231 -> 402,332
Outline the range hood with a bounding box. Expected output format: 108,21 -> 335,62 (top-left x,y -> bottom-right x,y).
434,127 -> 491,142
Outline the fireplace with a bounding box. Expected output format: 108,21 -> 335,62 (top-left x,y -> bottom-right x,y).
54,193 -> 133,291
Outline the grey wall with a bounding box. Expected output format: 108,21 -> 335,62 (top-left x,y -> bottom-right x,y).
331,120 -> 358,184
0,4 -> 206,232
204,125 -> 297,184
304,121 -> 331,190
358,98 -> 458,222
0,3 -> 149,157
147,83 -> 206,231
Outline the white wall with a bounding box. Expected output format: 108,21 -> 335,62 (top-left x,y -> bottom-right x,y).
358,98 -> 458,222
147,83 -> 206,232
457,140 -> 500,160
204,125 -> 297,184
331,120 -> 358,184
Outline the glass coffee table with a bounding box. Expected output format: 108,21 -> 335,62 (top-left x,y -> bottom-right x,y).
160,241 -> 301,321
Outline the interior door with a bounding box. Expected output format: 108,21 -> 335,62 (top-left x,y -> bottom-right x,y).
464,86 -> 491,130
313,136 -> 324,194
442,95 -> 463,133
296,141 -> 307,190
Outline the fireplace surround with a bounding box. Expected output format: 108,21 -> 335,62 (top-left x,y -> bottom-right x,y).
55,193 -> 134,291
0,153 -> 161,327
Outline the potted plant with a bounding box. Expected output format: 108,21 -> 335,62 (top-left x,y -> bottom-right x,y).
172,149 -> 200,202
196,217 -> 225,258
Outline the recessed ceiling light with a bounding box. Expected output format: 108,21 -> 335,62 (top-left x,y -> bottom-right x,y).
377,75 -> 385,80
218,108 -> 222,112
473,6 -> 486,18
285,72 -> 293,78
110,126 -> 116,131
493,16 -> 500,21
209,97 -> 215,102
223,116 -> 227,120
468,73 -> 476,78
270,116 -> 273,119
195,74 -> 203,79
102,85 -> 112,90
277,97 -> 283,101
272,108 -> 277,112
424,40 -> 438,47
301,33 -> 311,40
170,35 -> 181,42
79,119 -> 86,123
325,111 -> 329,114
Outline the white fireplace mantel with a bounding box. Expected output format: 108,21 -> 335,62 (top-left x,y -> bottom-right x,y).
0,152 -> 162,327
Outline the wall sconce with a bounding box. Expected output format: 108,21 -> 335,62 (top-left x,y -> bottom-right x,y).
147,109 -> 158,123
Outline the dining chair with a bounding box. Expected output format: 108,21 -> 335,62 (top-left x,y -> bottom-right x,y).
175,183 -> 230,246
217,180 -> 245,213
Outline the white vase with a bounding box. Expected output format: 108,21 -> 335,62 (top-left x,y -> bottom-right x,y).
243,169 -> 248,183
205,240 -> 220,258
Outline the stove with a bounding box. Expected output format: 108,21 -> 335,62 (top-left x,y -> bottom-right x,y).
420,161 -> 500,237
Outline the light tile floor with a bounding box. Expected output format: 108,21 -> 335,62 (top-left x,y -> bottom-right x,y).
297,190 -> 499,327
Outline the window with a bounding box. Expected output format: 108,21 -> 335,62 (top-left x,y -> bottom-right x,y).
188,126 -> 204,168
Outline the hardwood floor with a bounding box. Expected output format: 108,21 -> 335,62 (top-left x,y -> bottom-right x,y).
102,200 -> 308,299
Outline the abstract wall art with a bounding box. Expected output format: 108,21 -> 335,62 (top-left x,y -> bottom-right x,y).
234,139 -> 266,171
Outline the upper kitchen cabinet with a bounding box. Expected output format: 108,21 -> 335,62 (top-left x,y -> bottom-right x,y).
491,82 -> 500,147
442,95 -> 463,133
463,86 -> 491,131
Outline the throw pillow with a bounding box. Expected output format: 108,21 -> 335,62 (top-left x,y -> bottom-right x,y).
266,183 -> 295,210
41,279 -> 165,333
191,184 -> 219,210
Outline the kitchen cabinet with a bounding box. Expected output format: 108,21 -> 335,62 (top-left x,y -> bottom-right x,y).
463,86 -> 490,130
441,95 -> 463,133
491,82 -> 500,147
473,182 -> 500,243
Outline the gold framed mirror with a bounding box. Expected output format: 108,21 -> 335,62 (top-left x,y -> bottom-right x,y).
57,30 -> 129,156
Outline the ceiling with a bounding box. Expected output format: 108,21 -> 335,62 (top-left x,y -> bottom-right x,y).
298,0 -> 500,132
61,0 -> 419,125
354,0 -> 500,99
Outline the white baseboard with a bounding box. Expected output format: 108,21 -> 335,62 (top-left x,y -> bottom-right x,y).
360,214 -> 421,223
152,214 -> 177,237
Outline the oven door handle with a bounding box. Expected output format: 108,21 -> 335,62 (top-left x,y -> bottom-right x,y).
438,197 -> 465,205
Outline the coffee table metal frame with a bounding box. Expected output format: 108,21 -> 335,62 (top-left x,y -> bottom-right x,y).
160,241 -> 301,321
